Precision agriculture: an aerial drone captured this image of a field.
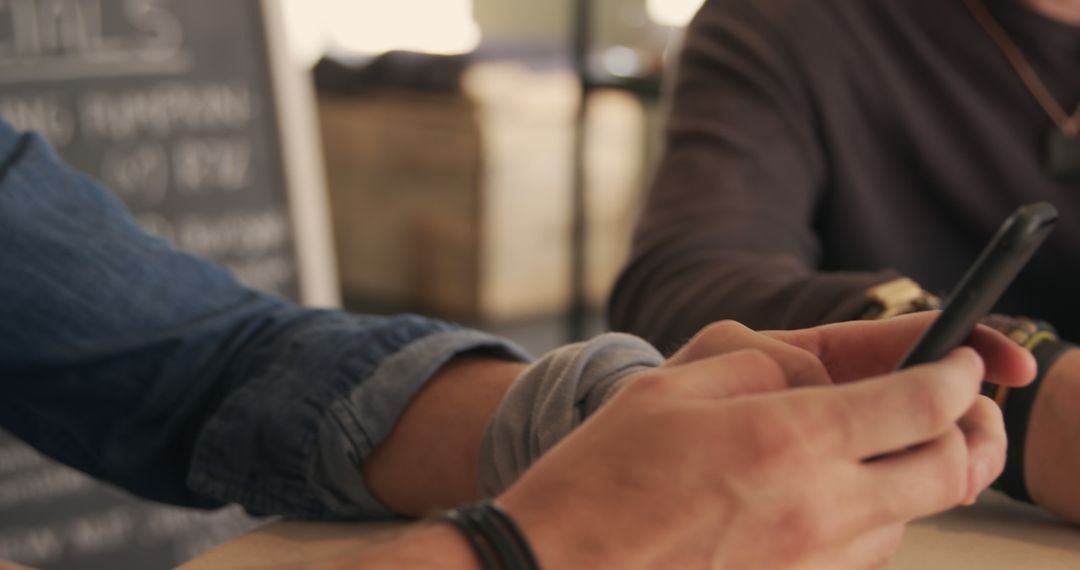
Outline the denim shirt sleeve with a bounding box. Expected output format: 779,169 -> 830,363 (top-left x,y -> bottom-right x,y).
0,119 -> 530,520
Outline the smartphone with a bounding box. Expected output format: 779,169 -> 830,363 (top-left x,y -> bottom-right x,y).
896,202 -> 1058,370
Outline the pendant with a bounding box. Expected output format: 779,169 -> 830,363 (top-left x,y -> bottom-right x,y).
1046,128 -> 1080,183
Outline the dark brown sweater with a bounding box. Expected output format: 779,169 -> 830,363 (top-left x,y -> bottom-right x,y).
609,0 -> 1080,354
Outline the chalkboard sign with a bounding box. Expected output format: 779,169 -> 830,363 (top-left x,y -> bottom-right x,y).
0,0 -> 337,567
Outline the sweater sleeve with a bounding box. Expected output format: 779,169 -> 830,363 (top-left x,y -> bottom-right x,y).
608,0 -> 897,353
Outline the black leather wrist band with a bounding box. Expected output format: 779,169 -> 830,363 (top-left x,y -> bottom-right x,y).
999,338 -> 1075,502
440,500 -> 541,570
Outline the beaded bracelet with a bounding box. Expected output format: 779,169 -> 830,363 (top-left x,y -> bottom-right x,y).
439,500 -> 541,570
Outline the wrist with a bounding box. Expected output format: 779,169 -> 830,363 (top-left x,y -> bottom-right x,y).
496,488 -> 622,570
998,339 -> 1075,502
478,333 -> 662,497
439,499 -> 541,570
423,524 -> 488,568
1024,346 -> 1080,517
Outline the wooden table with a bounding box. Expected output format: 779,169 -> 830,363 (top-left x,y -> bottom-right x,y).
181,492 -> 1080,569
885,492 -> 1079,569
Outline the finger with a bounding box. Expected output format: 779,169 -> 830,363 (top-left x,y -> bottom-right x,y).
965,329 -> 1037,387
957,396 -> 1007,505
854,425 -> 969,526
670,320 -> 832,387
775,347 -> 985,459
625,349 -> 790,403
765,313 -> 940,382
768,313 -> 1034,386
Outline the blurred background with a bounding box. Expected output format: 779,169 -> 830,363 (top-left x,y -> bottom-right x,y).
0,0 -> 702,568
282,0 -> 705,350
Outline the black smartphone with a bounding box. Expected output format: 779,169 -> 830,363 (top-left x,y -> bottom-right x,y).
896,202 -> 1058,370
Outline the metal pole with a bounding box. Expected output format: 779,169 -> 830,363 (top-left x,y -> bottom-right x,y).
567,0 -> 591,342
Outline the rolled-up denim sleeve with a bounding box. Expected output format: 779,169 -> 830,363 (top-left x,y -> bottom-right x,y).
0,119 -> 529,520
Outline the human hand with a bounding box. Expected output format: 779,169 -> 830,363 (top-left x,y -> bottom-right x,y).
498,332 -> 1032,569
664,312 -> 1035,390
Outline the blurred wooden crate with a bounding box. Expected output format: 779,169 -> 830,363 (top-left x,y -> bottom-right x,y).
318,62 -> 644,322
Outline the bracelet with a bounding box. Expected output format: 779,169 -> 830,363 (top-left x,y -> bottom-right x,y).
998,338 -> 1074,503
979,315 -> 1058,409
440,500 -> 541,570
861,278 -> 941,320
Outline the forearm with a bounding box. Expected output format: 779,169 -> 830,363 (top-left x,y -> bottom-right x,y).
363,357 -> 526,516
0,121 -> 535,518
365,334 -> 664,511
610,250 -> 897,353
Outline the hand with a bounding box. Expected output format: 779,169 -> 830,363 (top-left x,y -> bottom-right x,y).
665,312 -> 1035,389
498,317 -> 1033,570
643,314 -> 1034,488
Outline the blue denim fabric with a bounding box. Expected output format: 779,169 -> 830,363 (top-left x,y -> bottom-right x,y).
0,118 -> 530,520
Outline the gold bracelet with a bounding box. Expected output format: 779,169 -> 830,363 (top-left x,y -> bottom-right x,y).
862,278 -> 941,320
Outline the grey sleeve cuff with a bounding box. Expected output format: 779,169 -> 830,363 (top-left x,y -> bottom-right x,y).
478,333 -> 663,496
308,330 -> 531,519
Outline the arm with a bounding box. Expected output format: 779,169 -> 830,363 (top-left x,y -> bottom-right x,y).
0,119 -> 529,519
608,4 -> 1080,522
1023,348 -> 1080,522
282,314 -> 1036,569
608,0 -> 897,352
363,357 -> 525,515
963,316 -> 1080,523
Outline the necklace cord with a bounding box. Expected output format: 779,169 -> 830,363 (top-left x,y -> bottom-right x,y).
965,0 -> 1080,136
